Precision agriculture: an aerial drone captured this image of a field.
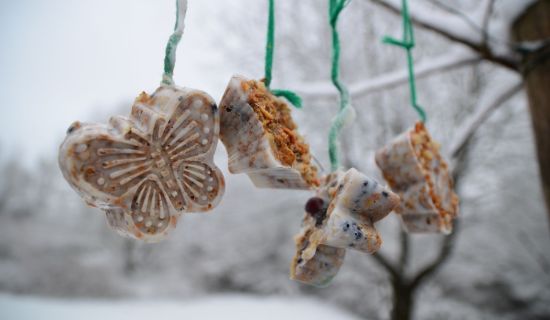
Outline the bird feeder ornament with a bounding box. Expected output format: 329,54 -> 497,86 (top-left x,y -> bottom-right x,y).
218,0 -> 319,189
58,0 -> 225,242
290,169 -> 400,287
288,0 -> 402,287
375,122 -> 458,233
219,75 -> 319,189
376,0 -> 459,233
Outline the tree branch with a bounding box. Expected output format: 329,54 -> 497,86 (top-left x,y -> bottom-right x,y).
409,220 -> 460,289
372,251 -> 400,280
449,81 -> 524,159
481,0 -> 496,47
398,229 -> 410,275
296,49 -> 480,98
368,0 -> 519,70
427,0 -> 485,35
425,0 -> 456,15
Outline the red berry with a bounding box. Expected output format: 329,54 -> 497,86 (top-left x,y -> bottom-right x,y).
305,197 -> 325,217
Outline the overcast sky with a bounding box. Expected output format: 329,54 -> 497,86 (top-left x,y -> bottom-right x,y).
0,0 -> 247,165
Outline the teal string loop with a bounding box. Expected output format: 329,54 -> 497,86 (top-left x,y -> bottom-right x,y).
328,0 -> 353,172
271,89 -> 303,108
263,0 -> 302,108
162,0 -> 187,86
382,0 -> 426,123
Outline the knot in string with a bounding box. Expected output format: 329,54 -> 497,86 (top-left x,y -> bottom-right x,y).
382,0 -> 427,123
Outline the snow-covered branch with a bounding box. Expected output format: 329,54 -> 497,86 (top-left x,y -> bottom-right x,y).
372,251 -> 399,279
449,80 -> 524,159
295,49 -> 480,98
480,0 -> 496,42
398,229 -> 410,274
368,0 -> 520,70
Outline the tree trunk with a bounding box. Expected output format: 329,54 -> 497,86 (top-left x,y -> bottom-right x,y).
391,281 -> 414,320
513,1 -> 550,222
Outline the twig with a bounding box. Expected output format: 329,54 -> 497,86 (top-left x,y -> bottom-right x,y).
368,0 -> 519,70
409,220 -> 460,289
372,251 -> 399,280
296,49 -> 480,98
427,0 -> 484,35
517,230 -> 550,275
481,0 -> 496,47
449,81 -> 523,159
398,229 -> 410,275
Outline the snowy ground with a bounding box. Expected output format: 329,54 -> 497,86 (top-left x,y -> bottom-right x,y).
0,294 -> 361,320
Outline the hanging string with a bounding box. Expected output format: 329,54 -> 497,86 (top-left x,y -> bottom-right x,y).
162,0 -> 188,86
263,0 -> 303,108
328,0 -> 354,172
382,0 -> 426,122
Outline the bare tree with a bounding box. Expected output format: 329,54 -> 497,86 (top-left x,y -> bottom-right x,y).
359,2 -> 534,319
341,64 -> 522,319
303,2 -> 536,318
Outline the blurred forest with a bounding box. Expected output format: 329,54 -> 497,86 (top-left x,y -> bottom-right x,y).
1,1 -> 549,320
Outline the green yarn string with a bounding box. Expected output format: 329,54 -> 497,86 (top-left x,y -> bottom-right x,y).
162,32 -> 182,85
264,0 -> 302,108
382,0 -> 426,123
264,0 -> 275,89
270,89 -> 303,108
162,0 -> 186,86
328,0 -> 352,172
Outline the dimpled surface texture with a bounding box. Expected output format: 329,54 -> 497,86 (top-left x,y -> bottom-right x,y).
58,85 -> 225,242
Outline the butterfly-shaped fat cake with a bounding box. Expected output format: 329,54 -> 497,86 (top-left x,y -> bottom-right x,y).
59,86 -> 225,242
291,168 -> 400,286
